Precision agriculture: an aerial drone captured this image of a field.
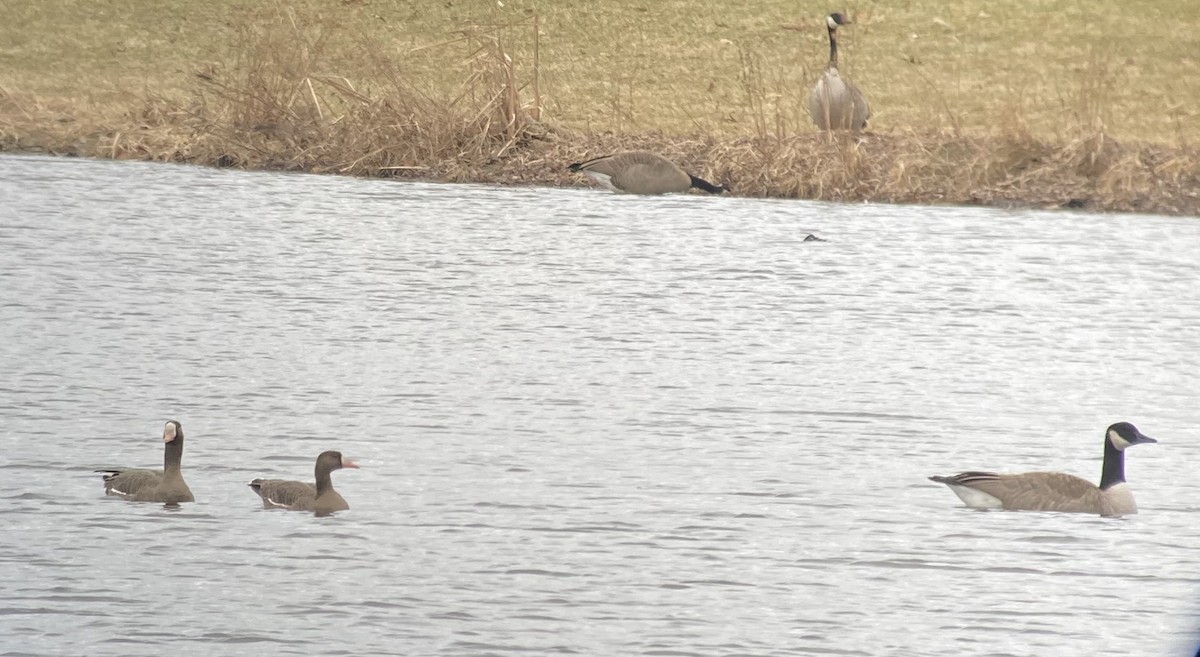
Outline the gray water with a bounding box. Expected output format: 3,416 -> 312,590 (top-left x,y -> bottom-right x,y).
1,154 -> 1198,657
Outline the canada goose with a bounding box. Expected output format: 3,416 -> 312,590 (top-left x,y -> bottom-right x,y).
929,422 -> 1158,516
809,12 -> 871,132
96,420 -> 194,504
568,152 -> 728,195
249,451 -> 359,516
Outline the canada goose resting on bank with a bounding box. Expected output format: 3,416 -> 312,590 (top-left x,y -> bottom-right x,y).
809,12 -> 871,132
568,152 -> 728,195
96,420 -> 194,504
929,422 -> 1157,516
249,451 -> 359,516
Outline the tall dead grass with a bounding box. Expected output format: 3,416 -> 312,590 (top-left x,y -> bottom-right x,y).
133,6 -> 550,179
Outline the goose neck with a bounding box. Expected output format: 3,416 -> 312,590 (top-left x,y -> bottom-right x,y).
315,465 -> 334,496
163,439 -> 184,476
1099,437 -> 1126,490
828,26 -> 840,68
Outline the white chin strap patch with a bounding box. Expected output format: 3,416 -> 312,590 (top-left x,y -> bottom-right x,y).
1108,429 -> 1133,451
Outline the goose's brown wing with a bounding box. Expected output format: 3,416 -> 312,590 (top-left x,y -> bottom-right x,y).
611,162 -> 689,195
991,472 -> 1102,512
249,479 -> 318,510
935,471 -> 1102,513
98,468 -> 163,498
809,69 -> 869,131
844,78 -> 871,129
570,152 -> 690,194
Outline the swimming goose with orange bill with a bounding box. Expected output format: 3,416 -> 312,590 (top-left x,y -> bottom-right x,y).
96,420 -> 194,504
249,450 -> 359,516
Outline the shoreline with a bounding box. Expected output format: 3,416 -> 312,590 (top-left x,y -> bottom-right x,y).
3,3 -> 1197,217
4,118 -> 1198,217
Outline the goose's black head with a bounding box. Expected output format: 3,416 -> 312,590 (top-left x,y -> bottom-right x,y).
1106,422 -> 1157,452
827,13 -> 851,29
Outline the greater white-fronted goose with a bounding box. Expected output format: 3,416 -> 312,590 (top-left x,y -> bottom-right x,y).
96,420 -> 195,504
929,422 -> 1158,516
808,12 -> 871,132
568,152 -> 728,195
249,450 -> 359,516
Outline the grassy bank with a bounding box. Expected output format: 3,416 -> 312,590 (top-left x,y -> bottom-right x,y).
2,1 -> 1199,214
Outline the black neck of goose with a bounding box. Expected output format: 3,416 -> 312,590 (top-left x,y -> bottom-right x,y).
828,26 -> 840,68
689,175 -> 724,194
315,464 -> 334,496
163,438 -> 184,476
1099,437 -> 1126,490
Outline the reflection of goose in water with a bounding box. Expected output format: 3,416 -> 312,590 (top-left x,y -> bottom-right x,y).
568,152 -> 728,195
929,422 -> 1158,516
808,12 -> 871,132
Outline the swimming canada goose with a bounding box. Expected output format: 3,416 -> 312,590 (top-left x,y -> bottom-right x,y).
96,420 -> 194,504
929,422 -> 1157,516
809,12 -> 871,132
568,152 -> 728,195
249,450 -> 359,516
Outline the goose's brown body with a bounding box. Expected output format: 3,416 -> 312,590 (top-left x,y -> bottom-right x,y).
250,451 -> 358,516
568,152 -> 726,195
929,422 -> 1157,517
928,471 -> 1135,515
808,13 -> 871,132
97,420 -> 194,504
810,69 -> 871,132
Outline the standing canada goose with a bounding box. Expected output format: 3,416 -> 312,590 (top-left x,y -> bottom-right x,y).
249,450 -> 359,516
568,152 -> 728,195
809,12 -> 871,132
929,422 -> 1158,516
96,420 -> 194,504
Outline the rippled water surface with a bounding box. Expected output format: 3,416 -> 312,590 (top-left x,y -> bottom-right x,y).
2,154 -> 1199,656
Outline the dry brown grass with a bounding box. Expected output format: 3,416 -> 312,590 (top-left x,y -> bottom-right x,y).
110,6 -> 550,180
2,2 -> 1199,215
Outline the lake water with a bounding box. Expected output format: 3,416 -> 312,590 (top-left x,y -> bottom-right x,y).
1,153 -> 1198,657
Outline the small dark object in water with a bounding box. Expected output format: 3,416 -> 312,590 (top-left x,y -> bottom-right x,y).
803,234 -> 827,242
